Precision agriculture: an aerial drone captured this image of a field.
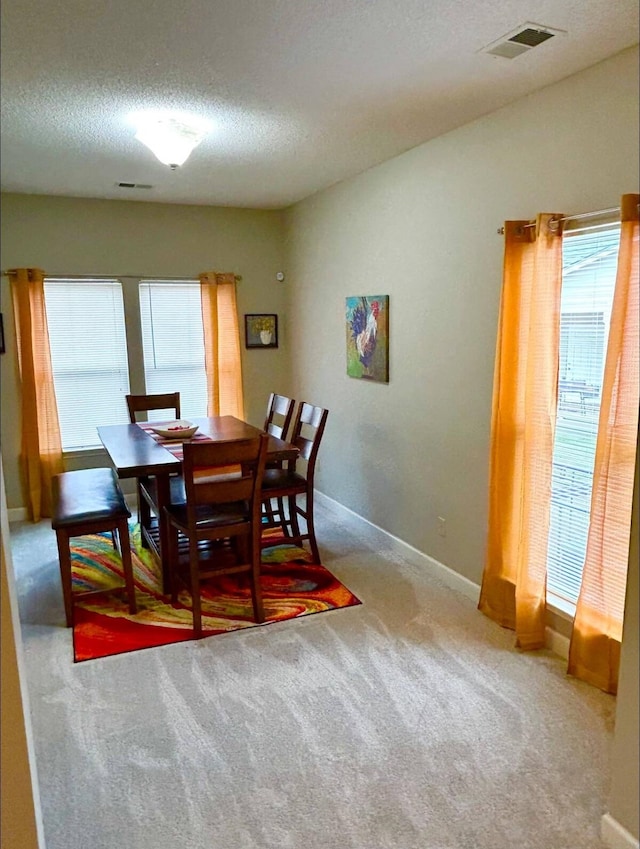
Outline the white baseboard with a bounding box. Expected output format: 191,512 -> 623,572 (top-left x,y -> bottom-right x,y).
8,506 -> 28,523
8,499 -> 136,523
602,814 -> 640,849
315,489 -> 568,658
315,490 -> 480,603
545,626 -> 570,661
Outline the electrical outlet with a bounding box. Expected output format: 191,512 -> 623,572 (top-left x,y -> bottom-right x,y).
437,516 -> 446,537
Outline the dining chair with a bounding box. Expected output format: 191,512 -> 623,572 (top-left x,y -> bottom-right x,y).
126,392 -> 181,423
164,432 -> 269,638
260,401 -> 329,563
262,393 -> 296,524
125,392 -> 185,541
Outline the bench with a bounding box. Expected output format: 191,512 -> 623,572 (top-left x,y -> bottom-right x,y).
51,468 -> 137,627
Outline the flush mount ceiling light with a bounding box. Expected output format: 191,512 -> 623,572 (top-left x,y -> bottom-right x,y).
134,115 -> 208,169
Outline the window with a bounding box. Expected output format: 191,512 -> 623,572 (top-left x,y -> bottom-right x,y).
139,281 -> 207,418
547,224 -> 620,607
44,279 -> 131,450
44,277 -> 209,450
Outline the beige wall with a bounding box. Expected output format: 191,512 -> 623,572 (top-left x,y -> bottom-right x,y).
0,195 -> 289,509
283,46 -> 639,840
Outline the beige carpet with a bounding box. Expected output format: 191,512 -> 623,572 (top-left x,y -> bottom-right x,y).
10,500 -> 614,849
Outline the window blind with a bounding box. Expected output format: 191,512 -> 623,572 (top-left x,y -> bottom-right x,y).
547,224 -> 620,605
44,279 -> 131,449
139,281 -> 208,418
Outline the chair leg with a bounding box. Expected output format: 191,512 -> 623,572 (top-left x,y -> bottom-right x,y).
262,496 -> 277,525
169,526 -> 179,604
288,494 -> 301,539
137,479 -> 150,548
116,519 -> 137,615
250,557 -> 265,623
275,497 -> 287,530
55,529 -> 74,627
304,490 -> 320,564
189,538 -> 203,638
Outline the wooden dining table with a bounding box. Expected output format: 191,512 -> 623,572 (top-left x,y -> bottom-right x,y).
97,415 -> 299,593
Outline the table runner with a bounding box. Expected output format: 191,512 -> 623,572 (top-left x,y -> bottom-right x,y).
138,421 -> 213,461
138,422 -> 244,478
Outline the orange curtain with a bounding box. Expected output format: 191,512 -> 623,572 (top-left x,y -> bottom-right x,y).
478,215 -> 564,649
8,268 -> 63,521
568,194 -> 640,694
199,272 -> 245,420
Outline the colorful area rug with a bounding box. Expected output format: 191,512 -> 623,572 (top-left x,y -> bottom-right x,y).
70,526 -> 361,662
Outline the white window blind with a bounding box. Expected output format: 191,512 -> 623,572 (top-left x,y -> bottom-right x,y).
547,224 -> 620,606
139,281 -> 208,418
44,279 -> 131,449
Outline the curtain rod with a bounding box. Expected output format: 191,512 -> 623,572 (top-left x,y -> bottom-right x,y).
0,271 -> 242,281
496,205 -> 621,235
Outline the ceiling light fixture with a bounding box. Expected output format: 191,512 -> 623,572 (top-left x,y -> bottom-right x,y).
134,115 -> 208,169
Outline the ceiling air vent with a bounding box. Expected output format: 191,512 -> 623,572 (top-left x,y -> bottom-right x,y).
481,23 -> 565,59
116,182 -> 153,190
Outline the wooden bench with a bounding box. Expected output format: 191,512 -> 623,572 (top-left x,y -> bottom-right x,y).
51,468 -> 137,627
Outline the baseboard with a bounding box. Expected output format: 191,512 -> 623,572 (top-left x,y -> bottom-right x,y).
315,490 -> 480,602
545,626 -> 570,660
315,489 -> 568,658
601,813 -> 640,849
7,506 -> 28,523
9,500 -> 136,523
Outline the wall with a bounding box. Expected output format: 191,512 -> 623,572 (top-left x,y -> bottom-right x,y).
283,46 -> 639,842
283,45 -> 639,587
0,195 -> 289,509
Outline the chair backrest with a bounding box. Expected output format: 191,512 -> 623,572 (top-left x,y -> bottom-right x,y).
263,393 -> 295,440
182,433 -> 269,527
289,402 -> 329,480
126,392 -> 181,423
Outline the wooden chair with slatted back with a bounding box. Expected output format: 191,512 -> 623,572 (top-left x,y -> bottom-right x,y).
164,433 -> 269,637
260,401 -> 328,563
126,392 -> 181,424
125,392 -> 185,542
262,393 -> 296,524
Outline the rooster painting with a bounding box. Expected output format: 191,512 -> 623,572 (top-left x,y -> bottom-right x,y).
346,295 -> 389,382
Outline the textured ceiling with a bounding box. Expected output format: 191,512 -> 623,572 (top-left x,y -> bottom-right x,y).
1,0 -> 638,209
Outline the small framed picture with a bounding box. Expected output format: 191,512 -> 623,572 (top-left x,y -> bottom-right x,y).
245,314 -> 278,349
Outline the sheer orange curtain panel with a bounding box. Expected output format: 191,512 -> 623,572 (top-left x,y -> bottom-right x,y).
478,215 -> 564,650
568,194 -> 640,694
8,268 -> 63,521
199,272 -> 245,420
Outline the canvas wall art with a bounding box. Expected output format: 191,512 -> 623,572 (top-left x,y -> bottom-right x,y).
345,295 -> 389,382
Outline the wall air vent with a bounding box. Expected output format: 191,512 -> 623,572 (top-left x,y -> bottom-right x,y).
481,22 -> 565,59
116,182 -> 153,189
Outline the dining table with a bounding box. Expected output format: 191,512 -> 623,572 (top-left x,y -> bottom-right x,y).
97,415 -> 299,593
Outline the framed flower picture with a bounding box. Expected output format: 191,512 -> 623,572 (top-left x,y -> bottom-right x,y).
245,314 -> 278,349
